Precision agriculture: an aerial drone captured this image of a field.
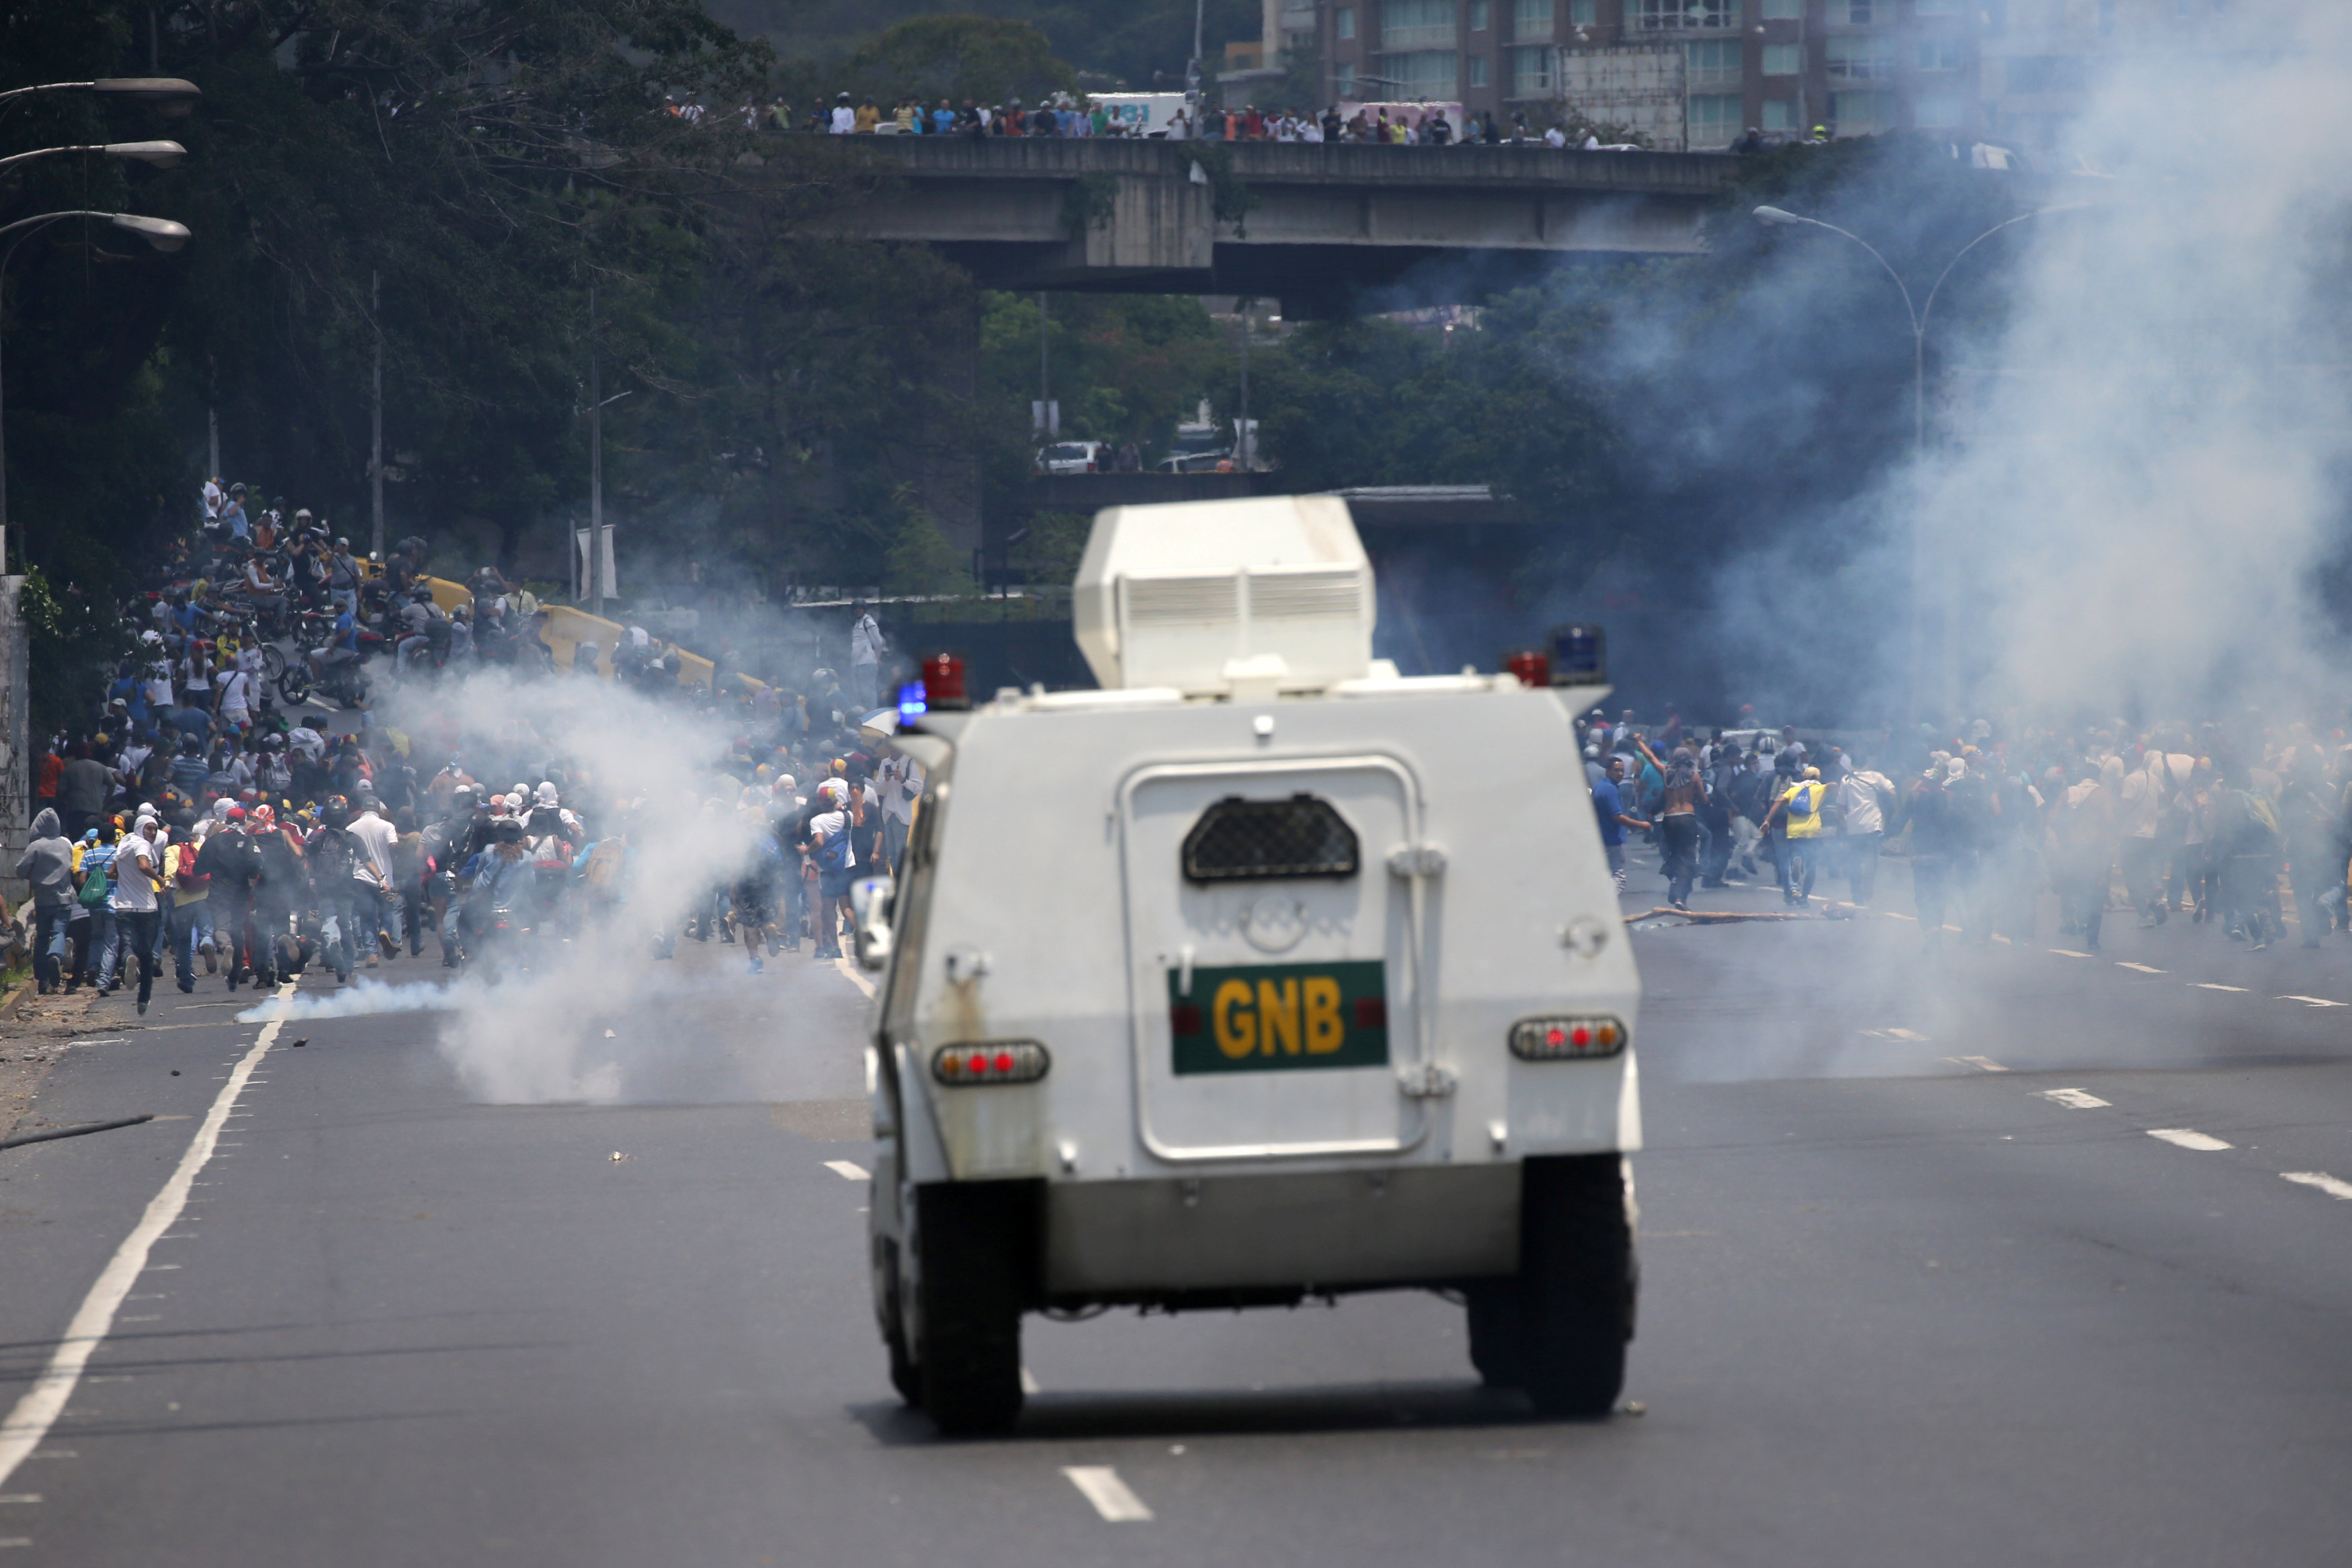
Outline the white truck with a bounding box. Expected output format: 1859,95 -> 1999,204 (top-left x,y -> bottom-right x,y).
853,495 -> 1640,1434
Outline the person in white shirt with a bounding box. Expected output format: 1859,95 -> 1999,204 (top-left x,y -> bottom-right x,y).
876,755 -> 924,875
829,94 -> 855,134
216,666 -> 255,734
103,820 -> 165,1012
1167,110 -> 1189,140
2116,753 -> 2171,927
1544,125 -> 1567,148
345,794 -> 405,964
1834,760 -> 1896,906
848,601 -> 888,711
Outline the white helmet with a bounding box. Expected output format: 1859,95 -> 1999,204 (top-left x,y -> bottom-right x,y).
535,781 -> 560,808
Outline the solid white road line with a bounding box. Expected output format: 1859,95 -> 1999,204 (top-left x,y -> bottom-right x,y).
0,982 -> 296,1491
832,957 -> 877,998
2148,1128 -> 2232,1151
2038,1088 -> 2111,1108
1062,1466 -> 1154,1522
2281,1171 -> 2352,1201
2193,983 -> 2249,992
824,1160 -> 870,1181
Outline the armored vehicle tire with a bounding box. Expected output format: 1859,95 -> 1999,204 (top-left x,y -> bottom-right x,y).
913,1184 -> 1030,1436
872,1237 -> 921,1405
1518,1155 -> 1636,1419
1463,1281 -> 1526,1388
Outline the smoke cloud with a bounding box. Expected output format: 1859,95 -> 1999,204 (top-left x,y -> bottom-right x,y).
254,668 -> 796,1103
1931,9 -> 2352,721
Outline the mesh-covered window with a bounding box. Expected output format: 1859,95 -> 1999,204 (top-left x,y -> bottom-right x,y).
1182,795 -> 1360,883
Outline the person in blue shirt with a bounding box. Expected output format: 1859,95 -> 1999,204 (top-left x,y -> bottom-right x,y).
1591,755 -> 1650,896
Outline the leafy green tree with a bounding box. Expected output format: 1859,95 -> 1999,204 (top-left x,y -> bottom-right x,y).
846,17 -> 1075,107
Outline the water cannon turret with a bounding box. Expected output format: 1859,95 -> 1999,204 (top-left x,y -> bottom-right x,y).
1072,496 -> 1376,699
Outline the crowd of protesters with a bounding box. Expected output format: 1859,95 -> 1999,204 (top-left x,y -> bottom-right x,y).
675,88 -> 1611,148
9,482 -> 924,1008
1583,707 -> 2352,956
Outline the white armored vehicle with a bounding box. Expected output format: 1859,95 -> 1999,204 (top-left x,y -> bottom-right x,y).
855,495 -> 1640,1434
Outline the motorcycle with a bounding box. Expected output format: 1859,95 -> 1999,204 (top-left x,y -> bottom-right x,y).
277,646 -> 372,708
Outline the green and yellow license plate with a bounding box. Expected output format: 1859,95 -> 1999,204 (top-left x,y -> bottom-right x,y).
1167,960 -> 1390,1075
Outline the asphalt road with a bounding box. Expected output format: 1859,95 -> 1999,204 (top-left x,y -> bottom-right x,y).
2,848 -> 2349,1567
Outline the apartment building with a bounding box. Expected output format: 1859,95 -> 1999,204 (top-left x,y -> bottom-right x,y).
1304,1 -> 1991,148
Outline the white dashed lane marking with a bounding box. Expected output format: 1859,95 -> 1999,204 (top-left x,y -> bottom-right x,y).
2282,1172 -> 2352,1201
1947,1056 -> 2009,1072
2038,1088 -> 2111,1109
2048,949 -> 2095,959
2148,1129 -> 2232,1151
2192,983 -> 2249,992
823,1160 -> 870,1182
1062,1466 -> 1154,1522
2115,962 -> 2168,974
2277,995 -> 2347,1008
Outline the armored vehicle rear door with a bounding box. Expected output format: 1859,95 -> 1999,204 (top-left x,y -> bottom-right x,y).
1119,756 -> 1431,1162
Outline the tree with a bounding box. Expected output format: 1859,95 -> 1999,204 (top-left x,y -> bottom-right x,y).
845,17 -> 1075,107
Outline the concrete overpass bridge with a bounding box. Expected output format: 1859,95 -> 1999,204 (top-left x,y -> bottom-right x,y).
808,138 -> 1739,314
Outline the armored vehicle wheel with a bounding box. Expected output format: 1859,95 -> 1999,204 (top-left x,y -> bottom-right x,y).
1463,1280 -> 1526,1388
872,1237 -> 921,1405
1517,1155 -> 1635,1419
913,1184 -> 1028,1436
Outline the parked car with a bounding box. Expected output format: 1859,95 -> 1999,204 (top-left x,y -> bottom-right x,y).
1036,440 -> 1107,476
1153,451 -> 1232,474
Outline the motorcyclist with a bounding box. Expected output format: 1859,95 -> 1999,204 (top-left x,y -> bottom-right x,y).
395,584 -> 449,674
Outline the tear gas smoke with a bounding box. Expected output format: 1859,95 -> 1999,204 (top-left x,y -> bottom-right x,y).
1927,5 -> 2352,722
293,668 -> 792,1103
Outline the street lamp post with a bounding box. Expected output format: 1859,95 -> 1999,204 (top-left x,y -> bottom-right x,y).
0,211 -> 192,557
0,78 -> 201,115
1753,200 -> 2087,719
0,140 -> 186,177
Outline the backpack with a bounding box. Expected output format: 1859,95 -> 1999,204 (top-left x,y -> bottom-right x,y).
583,839 -> 626,891
531,832 -> 571,872
79,858 -> 114,908
816,827 -> 850,872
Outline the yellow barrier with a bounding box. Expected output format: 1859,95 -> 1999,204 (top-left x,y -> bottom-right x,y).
419,578 -> 763,691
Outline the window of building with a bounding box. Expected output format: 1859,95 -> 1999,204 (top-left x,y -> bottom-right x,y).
1338,7 -> 1357,40
1843,1 -> 1874,22
1687,91 -> 1745,145
1569,0 -> 1597,20
1374,49 -> 1462,96
1829,89 -> 1882,128
1633,0 -> 1739,30
1761,41 -> 1800,74
1761,0 -> 1801,16
1470,1 -> 1490,30
1687,40 -> 1741,86
1917,0 -> 1964,13
1514,0 -> 1554,41
1510,44 -> 1555,95
1336,60 -> 1359,93
1913,89 -> 1966,128
1761,97 -> 1796,130
2005,54 -> 2086,94
1470,52 -> 1490,85
1826,36 -> 1894,78
1917,39 -> 1964,71
1382,0 -> 1460,49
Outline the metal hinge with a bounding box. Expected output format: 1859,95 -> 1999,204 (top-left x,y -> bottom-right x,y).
1387,844 -> 1447,878
1397,1061 -> 1458,1099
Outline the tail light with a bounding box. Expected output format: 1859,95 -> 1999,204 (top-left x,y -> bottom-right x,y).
931,1039 -> 1050,1085
920,651 -> 969,711
1504,648 -> 1550,688
1509,1014 -> 1626,1061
